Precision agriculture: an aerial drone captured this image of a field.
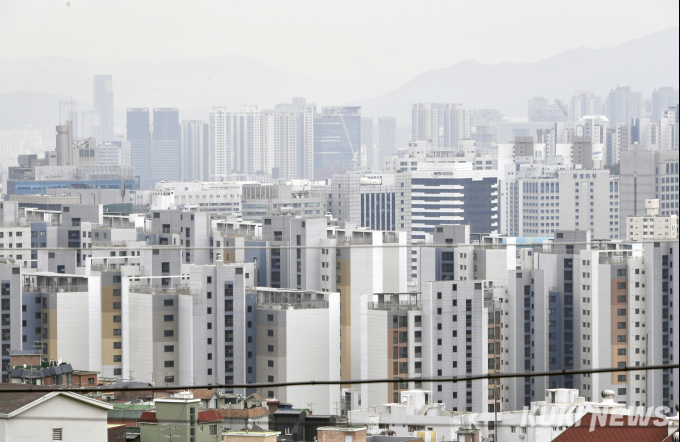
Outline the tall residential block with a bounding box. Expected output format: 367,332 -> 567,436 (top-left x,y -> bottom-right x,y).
234,106 -> 262,175
378,117 -> 396,167
209,107 -> 232,181
606,86 -> 641,128
181,120 -> 209,182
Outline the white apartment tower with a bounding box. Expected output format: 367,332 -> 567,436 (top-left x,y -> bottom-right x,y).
208,107 -> 232,181
234,106 -> 262,175
261,100 -> 315,180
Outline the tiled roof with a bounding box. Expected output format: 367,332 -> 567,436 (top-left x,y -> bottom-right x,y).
249,393 -> 266,402
198,410 -> 222,423
219,407 -> 269,419
139,411 -> 158,423
553,413 -> 669,442
190,389 -> 217,400
0,384 -> 51,414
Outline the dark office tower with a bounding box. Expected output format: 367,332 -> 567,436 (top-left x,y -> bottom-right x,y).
651,87 -> 680,123
127,108 -> 152,189
93,75 -> 114,142
378,117 -> 396,166
313,106 -> 361,180
152,108 -> 182,184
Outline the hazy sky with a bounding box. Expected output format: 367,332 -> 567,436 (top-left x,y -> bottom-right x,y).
1,0 -> 678,96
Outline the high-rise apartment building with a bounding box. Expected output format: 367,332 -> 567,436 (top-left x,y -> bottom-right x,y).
606,86 -> 642,128
262,100 -> 315,180
620,149 -> 679,218
234,106 -> 262,175
570,91 -> 604,122
181,120 -> 208,182
208,107 -> 232,181
411,103 -> 470,149
152,108 -> 181,184
93,75 -> 114,142
528,97 -> 568,123
651,87 -> 679,123
500,168 -> 620,239
378,117 -> 396,169
314,107 -> 361,179
255,288 -> 340,414
127,108 -> 152,189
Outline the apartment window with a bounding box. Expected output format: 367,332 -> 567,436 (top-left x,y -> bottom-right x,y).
164,330 -> 174,337
113,302 -> 121,309
113,355 -> 122,362
113,342 -> 121,349
617,322 -> 626,329
164,361 -> 175,367
113,315 -> 121,323
113,289 -> 121,296
617,282 -> 626,290
268,329 -> 274,337
268,314 -> 274,322
268,345 -> 274,352
207,322 -> 212,329
268,360 -> 274,367
164,299 -> 174,306
164,315 -> 174,322
113,329 -> 121,336
161,262 -> 170,273
114,369 -> 122,376
165,345 -> 174,352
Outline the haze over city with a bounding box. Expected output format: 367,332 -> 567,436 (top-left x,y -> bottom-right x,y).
0,1 -> 678,441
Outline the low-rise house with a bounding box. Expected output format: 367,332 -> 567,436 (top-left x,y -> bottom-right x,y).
270,409 -> 338,442
139,392 -> 222,442
218,392 -> 270,431
0,384 -> 112,442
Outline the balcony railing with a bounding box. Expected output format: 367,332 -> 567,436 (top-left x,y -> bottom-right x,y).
23,285 -> 89,293
256,301 -> 329,310
368,301 -> 422,311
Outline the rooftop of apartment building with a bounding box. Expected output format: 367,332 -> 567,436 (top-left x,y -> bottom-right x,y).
255,287 -> 331,310
367,293 -> 422,312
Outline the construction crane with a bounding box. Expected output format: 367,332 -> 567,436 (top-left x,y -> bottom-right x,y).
555,99 -> 569,119
338,111 -> 359,169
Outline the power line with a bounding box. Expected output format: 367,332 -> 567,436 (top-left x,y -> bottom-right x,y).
10,237 -> 677,252
1,363 -> 676,393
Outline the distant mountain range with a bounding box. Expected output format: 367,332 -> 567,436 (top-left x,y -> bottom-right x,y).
355,27 -> 679,122
0,27 -> 677,137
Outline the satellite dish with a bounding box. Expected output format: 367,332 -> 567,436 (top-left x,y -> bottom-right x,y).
246,418 -> 253,432
23,364 -> 26,368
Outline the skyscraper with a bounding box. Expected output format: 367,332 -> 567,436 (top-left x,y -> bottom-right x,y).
181,120 -> 209,182
208,107 -> 232,181
412,103 -> 470,149
570,91 -> 604,122
313,106 -> 361,179
127,108 -> 152,189
606,85 -> 642,127
152,108 -> 182,184
233,106 -> 261,175
262,99 -> 314,180
377,117 -> 396,167
93,75 -> 114,142
58,101 -> 79,138
651,87 -> 679,123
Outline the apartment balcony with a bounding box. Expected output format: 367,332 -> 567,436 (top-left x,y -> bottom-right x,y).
367,301 -> 422,311
23,284 -> 89,294
256,301 -> 329,310
127,285 -> 199,296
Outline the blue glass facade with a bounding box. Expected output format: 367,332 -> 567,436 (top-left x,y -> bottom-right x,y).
360,192 -> 396,231
412,176 -> 497,238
